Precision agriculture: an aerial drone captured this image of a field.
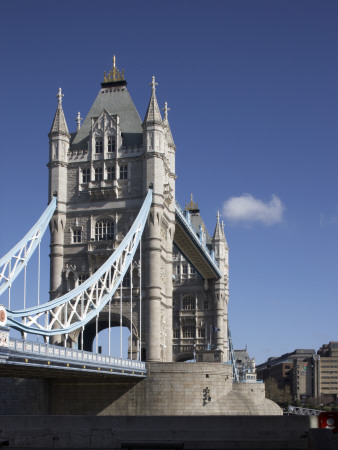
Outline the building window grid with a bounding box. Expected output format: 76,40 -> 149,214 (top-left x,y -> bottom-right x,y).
95,218 -> 115,241
182,296 -> 195,310
182,325 -> 195,338
94,167 -> 103,181
107,166 -> 115,180
108,135 -> 116,152
72,229 -> 82,243
119,165 -> 128,180
95,137 -> 103,154
198,328 -> 205,338
82,168 -> 90,183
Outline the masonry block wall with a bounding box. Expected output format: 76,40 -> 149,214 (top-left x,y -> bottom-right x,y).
0,363 -> 281,416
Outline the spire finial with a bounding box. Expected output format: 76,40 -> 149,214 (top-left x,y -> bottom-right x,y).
163,102 -> 170,120
103,57 -> 125,84
150,76 -> 158,92
57,87 -> 64,105
217,210 -> 221,223
76,112 -> 83,131
185,194 -> 199,212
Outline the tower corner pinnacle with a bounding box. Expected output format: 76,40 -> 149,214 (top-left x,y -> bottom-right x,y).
49,87 -> 70,138
143,75 -> 162,125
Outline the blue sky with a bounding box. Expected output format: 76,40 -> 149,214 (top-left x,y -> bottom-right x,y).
1,0 -> 337,364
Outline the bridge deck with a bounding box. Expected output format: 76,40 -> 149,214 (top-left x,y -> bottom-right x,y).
174,203 -> 221,279
0,338 -> 146,379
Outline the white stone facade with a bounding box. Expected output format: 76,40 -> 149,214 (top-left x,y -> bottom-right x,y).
48,63 -> 229,363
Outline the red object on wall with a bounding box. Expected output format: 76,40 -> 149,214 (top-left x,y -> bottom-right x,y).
318,412 -> 338,433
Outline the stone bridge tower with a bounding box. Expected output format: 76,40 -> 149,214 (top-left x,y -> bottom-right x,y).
48,59 -> 229,363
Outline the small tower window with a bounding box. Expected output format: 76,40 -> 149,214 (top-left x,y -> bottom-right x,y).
82,168 -> 90,183
95,137 -> 103,154
94,167 -> 103,181
183,296 -> 195,310
72,229 -> 82,243
182,325 -> 195,338
108,135 -> 116,152
107,166 -> 115,180
198,328 -> 205,338
119,165 -> 128,179
95,218 -> 115,241
173,329 -> 180,339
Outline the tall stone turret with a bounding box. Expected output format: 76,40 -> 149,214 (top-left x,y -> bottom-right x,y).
48,88 -> 70,303
143,77 -> 176,362
212,213 -> 229,360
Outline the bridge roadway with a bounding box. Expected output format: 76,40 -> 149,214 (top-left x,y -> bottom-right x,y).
0,334 -> 146,379
174,202 -> 222,280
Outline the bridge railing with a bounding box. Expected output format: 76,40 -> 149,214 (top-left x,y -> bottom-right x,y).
8,337 -> 146,371
288,405 -> 323,416
175,201 -> 221,277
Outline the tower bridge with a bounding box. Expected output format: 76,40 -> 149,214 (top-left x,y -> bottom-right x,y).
0,59 -> 282,416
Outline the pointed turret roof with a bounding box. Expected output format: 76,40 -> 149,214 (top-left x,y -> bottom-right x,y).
213,211 -> 223,241
213,212 -> 229,248
71,60 -> 143,150
144,76 -> 162,125
49,88 -> 70,137
222,220 -> 229,248
162,102 -> 175,148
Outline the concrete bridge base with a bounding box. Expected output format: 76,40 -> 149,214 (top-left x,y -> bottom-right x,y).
0,362 -> 281,416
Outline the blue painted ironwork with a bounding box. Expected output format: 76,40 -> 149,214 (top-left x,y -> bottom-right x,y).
228,326 -> 239,382
0,197 -> 57,296
3,190 -> 152,337
175,200 -> 222,278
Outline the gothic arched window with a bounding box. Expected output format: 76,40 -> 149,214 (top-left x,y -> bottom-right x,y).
95,218 -> 115,241
108,135 -> 116,152
95,137 -> 103,154
182,296 -> 195,310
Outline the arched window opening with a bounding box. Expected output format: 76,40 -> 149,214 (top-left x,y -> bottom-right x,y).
95,137 -> 103,154
108,135 -> 116,152
92,326 -> 130,358
95,218 -> 115,241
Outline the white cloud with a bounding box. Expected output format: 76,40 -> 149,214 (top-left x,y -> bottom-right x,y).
222,194 -> 284,226
320,213 -> 338,226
